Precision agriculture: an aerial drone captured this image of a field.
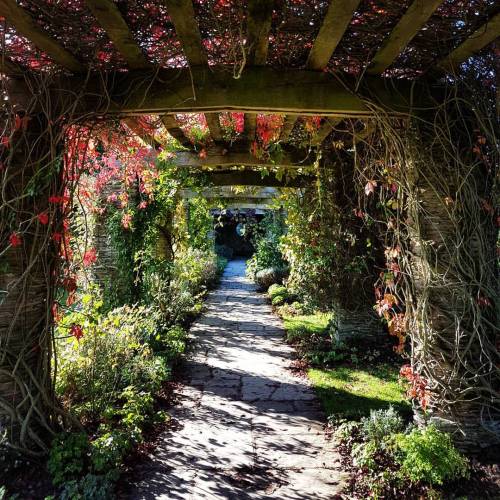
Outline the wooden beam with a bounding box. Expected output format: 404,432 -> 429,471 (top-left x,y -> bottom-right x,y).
306,0 -> 361,70
367,0 -> 444,75
122,117 -> 162,149
205,170 -> 313,187
279,115 -> 297,142
0,0 -> 83,73
244,113 -> 257,141
312,117 -> 341,145
247,0 -> 274,65
205,113 -> 224,142
181,186 -> 278,199
161,114 -> 192,147
0,57 -> 23,75
172,144 -> 312,169
84,0 -> 149,69
437,13 -> 500,72
164,0 -> 207,66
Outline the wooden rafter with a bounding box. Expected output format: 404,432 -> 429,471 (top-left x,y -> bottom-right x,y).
0,0 -> 83,73
205,170 -> 313,187
84,0 -> 149,69
279,115 -> 297,142
244,113 -> 257,141
161,114 -> 192,147
312,117 -> 341,145
173,144 -> 311,169
306,0 -> 361,70
246,0 -> 274,65
437,12 -> 500,72
123,117 -> 161,149
367,0 -> 444,75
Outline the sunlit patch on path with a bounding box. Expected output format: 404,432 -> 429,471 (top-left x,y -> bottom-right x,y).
128,259 -> 347,499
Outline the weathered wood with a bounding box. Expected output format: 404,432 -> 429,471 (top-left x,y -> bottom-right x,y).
244,113 -> 257,141
205,113 -> 224,142
113,67 -> 420,116
367,0 -> 444,75
312,117 -> 341,145
164,0 -> 207,66
438,12 -> 500,72
279,115 -> 298,142
306,0 -> 361,70
206,170 -> 313,187
84,0 -> 149,69
172,144 -> 312,169
247,0 -> 274,65
122,117 -> 161,149
181,186 -> 278,199
0,56 -> 23,75
161,114 -> 192,147
0,0 -> 83,73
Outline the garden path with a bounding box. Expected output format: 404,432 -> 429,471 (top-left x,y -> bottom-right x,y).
128,259 -> 346,499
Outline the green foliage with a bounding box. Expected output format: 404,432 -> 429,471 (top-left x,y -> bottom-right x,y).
90,430 -> 132,479
271,295 -> 285,306
59,474 -> 114,500
187,197 -> 214,251
267,284 -> 288,301
395,425 -> 469,485
48,433 -> 89,487
149,325 -> 187,359
361,406 -> 404,445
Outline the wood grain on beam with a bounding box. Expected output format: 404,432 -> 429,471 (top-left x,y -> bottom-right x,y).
367,0 -> 444,75
247,0 -> 274,65
205,113 -> 224,142
123,117 -> 161,149
206,170 -> 313,187
279,115 -> 297,142
173,144 -> 311,169
164,0 -> 207,66
438,13 -> 500,72
0,0 -> 83,72
306,0 -> 361,70
244,113 -> 257,141
84,0 -> 149,69
161,114 -> 192,147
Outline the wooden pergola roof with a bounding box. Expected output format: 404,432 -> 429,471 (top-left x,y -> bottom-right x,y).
1,0 -> 498,185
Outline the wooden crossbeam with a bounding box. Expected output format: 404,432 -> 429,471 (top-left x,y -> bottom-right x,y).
306,0 -> 361,70
161,114 -> 192,147
437,12 -> 500,72
84,0 -> 149,69
0,0 -> 83,73
312,117 -> 341,145
279,115 -> 297,142
205,113 -> 224,142
0,56 -> 23,75
205,170 -> 313,187
123,117 -> 162,149
173,144 -> 311,169
164,0 -> 207,66
367,0 -> 444,75
247,0 -> 274,65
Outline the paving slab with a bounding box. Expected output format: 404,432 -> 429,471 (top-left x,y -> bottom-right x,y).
127,259 -> 345,499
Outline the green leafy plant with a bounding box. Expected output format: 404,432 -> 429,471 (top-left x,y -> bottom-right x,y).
267,284 -> 288,301
361,406 -> 404,445
395,425 -> 469,485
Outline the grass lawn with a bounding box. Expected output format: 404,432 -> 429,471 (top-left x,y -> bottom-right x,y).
282,311 -> 410,420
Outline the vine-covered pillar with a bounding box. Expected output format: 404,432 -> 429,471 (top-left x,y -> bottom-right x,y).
405,121 -> 499,451
320,154 -> 384,343
0,103 -> 62,452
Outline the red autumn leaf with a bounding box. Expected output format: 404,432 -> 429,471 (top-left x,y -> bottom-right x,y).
37,212 -> 49,225
70,324 -> 84,341
364,180 -> 377,196
52,232 -> 63,243
9,232 -> 22,247
198,148 -> 207,159
82,248 -> 97,267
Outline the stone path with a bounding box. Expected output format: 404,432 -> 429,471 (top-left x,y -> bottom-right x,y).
129,260 -> 346,499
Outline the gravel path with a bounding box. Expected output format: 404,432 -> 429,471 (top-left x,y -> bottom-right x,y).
129,259 -> 346,499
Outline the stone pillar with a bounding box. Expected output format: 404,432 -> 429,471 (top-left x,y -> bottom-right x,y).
0,110 -> 61,452
405,128 -> 499,451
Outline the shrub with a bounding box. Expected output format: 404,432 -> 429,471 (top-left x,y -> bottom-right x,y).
395,425 -> 469,485
361,406 -> 404,445
60,474 -> 114,500
254,267 -> 288,291
271,295 -> 285,306
268,284 -> 288,301
48,433 -> 90,487
90,430 -> 132,479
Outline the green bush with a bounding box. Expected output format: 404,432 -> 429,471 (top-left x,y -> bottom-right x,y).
90,430 -> 132,479
60,474 -> 114,500
395,425 -> 469,485
268,284 -> 288,301
48,433 -> 90,487
361,406 -> 404,445
271,295 -> 285,306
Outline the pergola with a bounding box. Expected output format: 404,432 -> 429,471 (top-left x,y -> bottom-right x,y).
0,0 -> 498,454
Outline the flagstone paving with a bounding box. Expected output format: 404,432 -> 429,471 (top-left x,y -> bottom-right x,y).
129,259 -> 347,499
